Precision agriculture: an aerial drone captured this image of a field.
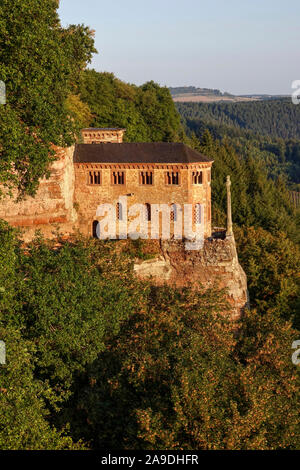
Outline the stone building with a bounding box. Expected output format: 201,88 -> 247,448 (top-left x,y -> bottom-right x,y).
0,128 -> 248,316
0,128 -> 213,241
74,139 -> 213,239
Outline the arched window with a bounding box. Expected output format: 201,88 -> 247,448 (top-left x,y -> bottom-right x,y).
88,171 -> 101,185
192,171 -> 203,185
140,171 -> 153,185
170,203 -> 177,222
165,171 -> 179,185
92,220 -> 99,238
145,203 -> 151,221
116,203 -> 123,221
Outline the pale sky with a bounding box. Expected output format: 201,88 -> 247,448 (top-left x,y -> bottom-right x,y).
59,0 -> 300,95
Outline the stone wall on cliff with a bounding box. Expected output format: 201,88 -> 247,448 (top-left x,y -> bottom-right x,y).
0,146 -> 77,241
134,234 -> 248,319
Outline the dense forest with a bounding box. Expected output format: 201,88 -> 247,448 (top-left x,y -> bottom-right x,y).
177,100 -> 300,140
177,101 -> 300,187
0,0 -> 299,451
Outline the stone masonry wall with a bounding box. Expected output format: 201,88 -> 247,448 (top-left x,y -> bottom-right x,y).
82,129 -> 125,144
74,163 -> 212,238
0,146 -> 77,241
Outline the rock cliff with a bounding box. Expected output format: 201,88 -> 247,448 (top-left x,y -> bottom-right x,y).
134,234 -> 248,319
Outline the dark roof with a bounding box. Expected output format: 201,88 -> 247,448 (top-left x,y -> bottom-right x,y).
74,143 -> 212,164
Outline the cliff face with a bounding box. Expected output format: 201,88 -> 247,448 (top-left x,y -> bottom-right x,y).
0,146 -> 77,241
134,235 -> 248,319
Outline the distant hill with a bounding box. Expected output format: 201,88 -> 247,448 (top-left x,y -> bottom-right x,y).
170,86 -> 237,102
170,86 -> 288,103
170,86 -> 234,97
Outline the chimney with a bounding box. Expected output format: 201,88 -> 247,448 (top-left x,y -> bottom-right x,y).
81,128 -> 126,144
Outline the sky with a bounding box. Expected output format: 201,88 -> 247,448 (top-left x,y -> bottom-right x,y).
58,0 -> 300,95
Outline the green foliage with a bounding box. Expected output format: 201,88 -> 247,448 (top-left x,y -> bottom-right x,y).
0,223 -> 142,447
14,236 -> 140,401
65,94 -> 93,131
0,222 -> 299,450
0,223 -> 85,449
78,71 -> 182,142
60,286 -> 300,450
177,101 -> 300,185
0,324 -> 83,450
235,226 -> 300,325
196,132 -> 299,242
193,131 -> 300,327
0,0 -> 96,195
122,239 -> 159,260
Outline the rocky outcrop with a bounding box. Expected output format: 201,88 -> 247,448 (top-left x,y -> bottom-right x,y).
134,234 -> 248,319
134,255 -> 172,281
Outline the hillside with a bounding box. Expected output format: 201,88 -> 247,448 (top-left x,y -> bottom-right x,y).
177,99 -> 300,139
169,86 -> 283,103
176,100 -> 300,185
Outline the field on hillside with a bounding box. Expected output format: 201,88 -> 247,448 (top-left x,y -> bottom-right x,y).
173,94 -> 259,103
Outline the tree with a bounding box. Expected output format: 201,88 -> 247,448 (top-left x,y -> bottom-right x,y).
12,235 -> 142,402
63,284 -> 300,450
0,0 -> 96,196
235,226 -> 300,326
0,324 -> 84,450
0,222 -> 84,449
78,71 -> 182,143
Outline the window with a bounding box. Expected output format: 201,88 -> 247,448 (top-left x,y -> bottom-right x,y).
207,170 -> 211,183
140,171 -> 153,185
194,204 -> 202,224
165,171 -> 179,185
112,171 -> 125,185
116,203 -> 123,221
88,171 -> 101,185
145,203 -> 151,221
170,203 -> 177,222
192,171 -> 203,185
92,221 -> 99,238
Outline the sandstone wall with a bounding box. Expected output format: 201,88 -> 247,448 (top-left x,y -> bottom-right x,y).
82,129 -> 125,144
74,163 -> 212,238
0,146 -> 77,241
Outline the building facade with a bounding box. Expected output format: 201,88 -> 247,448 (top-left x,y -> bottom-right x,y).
0,128 -> 213,241
74,135 -> 213,240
